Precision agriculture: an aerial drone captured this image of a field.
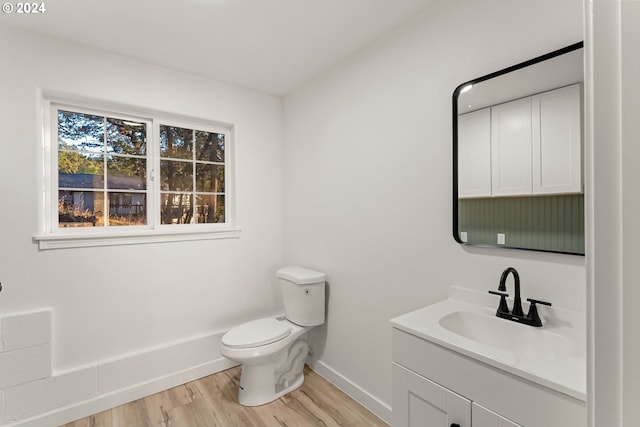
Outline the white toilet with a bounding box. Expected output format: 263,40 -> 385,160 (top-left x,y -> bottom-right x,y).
220,266 -> 326,406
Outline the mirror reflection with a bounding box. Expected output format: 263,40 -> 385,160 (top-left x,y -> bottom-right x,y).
453,42 -> 584,255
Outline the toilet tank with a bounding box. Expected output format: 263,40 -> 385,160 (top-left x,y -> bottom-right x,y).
277,266 -> 326,327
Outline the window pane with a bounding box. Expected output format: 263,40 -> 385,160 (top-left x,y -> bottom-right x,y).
58,153 -> 104,189
108,192 -> 146,226
58,190 -> 104,227
160,193 -> 193,224
58,110 -> 104,152
160,125 -> 192,159
106,118 -> 146,155
107,156 -> 146,190
195,194 -> 225,223
160,160 -> 193,191
195,131 -> 224,162
195,163 -> 225,192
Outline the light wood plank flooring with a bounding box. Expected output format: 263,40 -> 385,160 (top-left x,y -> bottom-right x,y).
61,366 -> 388,427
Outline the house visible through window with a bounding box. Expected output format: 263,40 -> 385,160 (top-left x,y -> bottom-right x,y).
57,110 -> 148,227
46,103 -> 232,243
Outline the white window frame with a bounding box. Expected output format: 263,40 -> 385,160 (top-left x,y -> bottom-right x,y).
34,97 -> 240,250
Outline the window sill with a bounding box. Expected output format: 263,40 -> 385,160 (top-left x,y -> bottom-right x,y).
33,228 -> 241,250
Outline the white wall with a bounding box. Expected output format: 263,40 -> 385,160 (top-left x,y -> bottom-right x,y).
585,1 -> 622,425
621,4 -> 640,425
0,24 -> 284,424
587,0 -> 640,425
283,0 -> 585,420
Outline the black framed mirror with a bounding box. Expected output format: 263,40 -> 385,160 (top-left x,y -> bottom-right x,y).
453,42 -> 584,255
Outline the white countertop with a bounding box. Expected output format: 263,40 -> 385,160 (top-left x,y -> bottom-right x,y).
390,287 -> 586,401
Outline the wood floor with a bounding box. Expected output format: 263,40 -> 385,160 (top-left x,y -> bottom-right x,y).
61,366 -> 388,427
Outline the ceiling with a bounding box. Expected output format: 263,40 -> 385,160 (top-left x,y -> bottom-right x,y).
0,0 -> 438,96
458,46 -> 584,113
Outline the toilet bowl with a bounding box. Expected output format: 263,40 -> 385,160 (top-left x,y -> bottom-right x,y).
220,318 -> 311,406
220,267 -> 326,406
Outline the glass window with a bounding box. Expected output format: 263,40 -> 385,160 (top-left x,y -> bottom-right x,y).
57,110 -> 148,228
41,102 -> 234,248
159,125 -> 225,225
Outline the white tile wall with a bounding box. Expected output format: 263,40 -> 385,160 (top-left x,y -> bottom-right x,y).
0,309 -> 234,426
0,310 -> 56,425
3,367 -> 96,423
0,345 -> 51,389
1,310 -> 51,352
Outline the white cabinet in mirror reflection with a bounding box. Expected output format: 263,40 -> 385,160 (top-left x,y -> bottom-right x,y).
491,97 -> 533,196
458,83 -> 582,198
458,108 -> 492,198
531,84 -> 583,194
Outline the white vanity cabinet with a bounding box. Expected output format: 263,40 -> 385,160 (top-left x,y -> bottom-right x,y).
393,362 -> 521,427
457,84 -> 582,198
392,363 -> 472,427
391,328 -> 585,427
472,403 -> 521,427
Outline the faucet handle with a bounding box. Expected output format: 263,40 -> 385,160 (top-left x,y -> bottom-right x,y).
488,290 -> 510,314
526,298 -> 551,306
488,290 -> 508,297
526,298 -> 552,327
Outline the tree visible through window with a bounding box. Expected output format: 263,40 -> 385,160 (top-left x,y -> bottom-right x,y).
57,110 -> 147,227
159,125 -> 225,224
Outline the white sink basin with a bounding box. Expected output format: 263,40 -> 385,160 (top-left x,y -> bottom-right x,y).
390,292 -> 586,400
438,310 -> 576,360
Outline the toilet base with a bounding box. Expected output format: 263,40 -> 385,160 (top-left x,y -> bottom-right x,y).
238,364 -> 305,406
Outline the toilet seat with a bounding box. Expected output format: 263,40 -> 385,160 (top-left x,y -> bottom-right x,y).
222,318 -> 291,349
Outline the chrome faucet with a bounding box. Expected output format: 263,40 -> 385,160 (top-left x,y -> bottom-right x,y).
489,267 -> 552,327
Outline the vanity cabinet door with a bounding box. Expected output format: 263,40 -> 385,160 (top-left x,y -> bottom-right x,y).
472,403 -> 522,427
393,363 -> 471,427
531,83 -> 582,194
458,108 -> 492,198
490,97 -> 533,196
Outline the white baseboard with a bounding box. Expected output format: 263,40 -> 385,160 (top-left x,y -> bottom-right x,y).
307,360 -> 392,425
2,325 -> 390,427
13,359 -> 391,427
10,357 -> 238,427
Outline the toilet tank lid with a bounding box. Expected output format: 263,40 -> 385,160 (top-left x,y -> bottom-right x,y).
277,266 -> 325,284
